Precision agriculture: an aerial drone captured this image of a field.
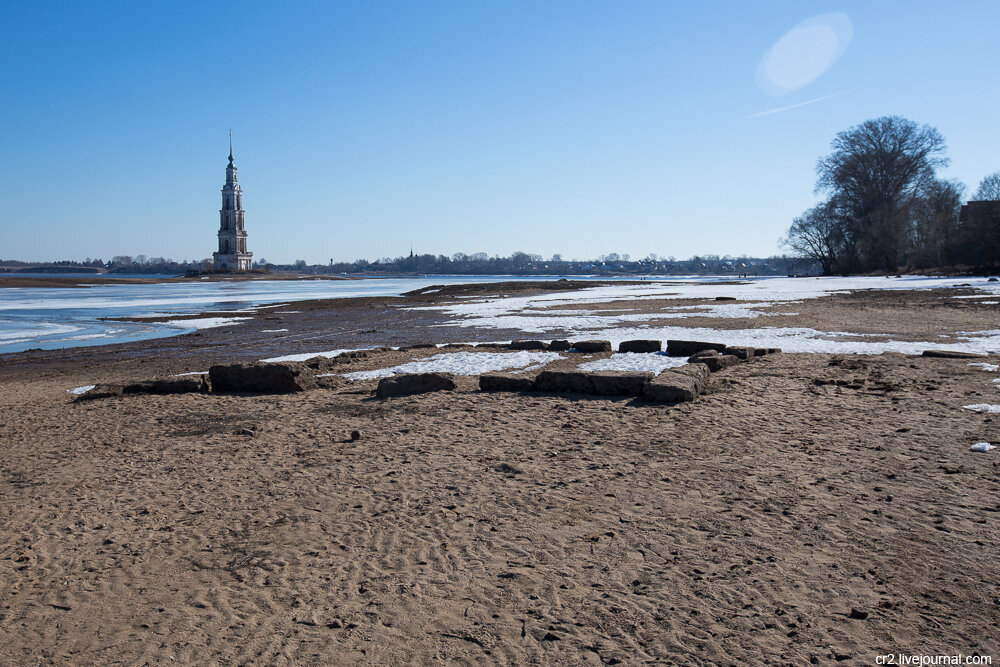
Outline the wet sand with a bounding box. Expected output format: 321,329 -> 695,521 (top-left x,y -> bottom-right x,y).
1,284 -> 998,664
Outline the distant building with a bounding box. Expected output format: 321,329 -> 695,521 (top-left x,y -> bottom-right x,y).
959,200 -> 1000,266
212,138 -> 253,271
959,200 -> 1000,227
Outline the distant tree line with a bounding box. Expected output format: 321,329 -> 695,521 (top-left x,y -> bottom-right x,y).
783,115 -> 1000,274
104,256 -> 211,274
0,256 -> 211,274
256,252 -> 810,276
2,253 -> 814,277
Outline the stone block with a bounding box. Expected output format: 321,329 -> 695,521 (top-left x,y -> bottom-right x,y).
124,377 -> 205,395
724,346 -> 755,360
921,350 -> 986,359
588,371 -> 654,396
618,339 -> 662,353
691,354 -> 739,372
509,340 -> 549,351
480,374 -> 535,392
534,370 -> 595,393
209,362 -> 318,394
642,371 -> 701,403
667,340 -> 728,357
376,372 -> 457,398
74,383 -> 125,401
571,340 -> 613,353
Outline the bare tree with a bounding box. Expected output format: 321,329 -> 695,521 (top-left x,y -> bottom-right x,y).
816,116 -> 948,272
973,171 -> 1000,201
781,202 -> 844,275
909,179 -> 965,268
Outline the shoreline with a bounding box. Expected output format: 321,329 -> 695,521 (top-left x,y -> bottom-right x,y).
3,277 -> 999,384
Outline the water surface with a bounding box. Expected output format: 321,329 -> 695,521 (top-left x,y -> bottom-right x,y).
0,274 -> 698,354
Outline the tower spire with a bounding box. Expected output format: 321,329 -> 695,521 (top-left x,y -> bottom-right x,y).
214,134 -> 252,272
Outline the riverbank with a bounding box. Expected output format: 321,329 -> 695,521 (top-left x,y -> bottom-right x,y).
1,280 -> 998,664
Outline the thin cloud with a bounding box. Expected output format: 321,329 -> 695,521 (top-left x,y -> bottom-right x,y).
747,90 -> 849,118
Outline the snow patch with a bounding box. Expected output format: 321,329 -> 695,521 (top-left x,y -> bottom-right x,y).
971,442 -> 996,452
262,347 -> 369,363
962,404 -> 1000,413
414,276 -> 1000,355
509,362 -> 550,374
577,353 -> 689,375
67,385 -> 95,395
343,351 -> 563,381
969,362 -> 1000,371
162,317 -> 252,329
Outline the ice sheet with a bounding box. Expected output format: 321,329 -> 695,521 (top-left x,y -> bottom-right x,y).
0,323 -> 81,340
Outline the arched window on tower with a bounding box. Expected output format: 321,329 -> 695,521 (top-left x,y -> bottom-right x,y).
225,197 -> 230,209
237,195 -> 241,209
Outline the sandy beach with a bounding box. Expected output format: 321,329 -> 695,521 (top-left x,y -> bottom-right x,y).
1,280 -> 998,665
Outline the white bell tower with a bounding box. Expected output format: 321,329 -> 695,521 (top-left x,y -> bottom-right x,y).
212,132 -> 253,271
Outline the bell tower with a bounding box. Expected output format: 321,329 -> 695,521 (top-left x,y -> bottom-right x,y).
212,132 -> 253,271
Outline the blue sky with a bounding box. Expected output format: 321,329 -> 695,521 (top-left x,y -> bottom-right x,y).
1,1 -> 998,264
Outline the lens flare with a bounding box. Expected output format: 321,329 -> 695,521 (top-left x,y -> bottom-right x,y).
756,13 -> 853,96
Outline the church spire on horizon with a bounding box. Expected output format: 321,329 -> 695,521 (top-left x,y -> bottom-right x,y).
213,132 -> 253,272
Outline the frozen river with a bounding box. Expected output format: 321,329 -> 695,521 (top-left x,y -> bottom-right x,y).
0,274 -> 666,354
3,274 -> 998,355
